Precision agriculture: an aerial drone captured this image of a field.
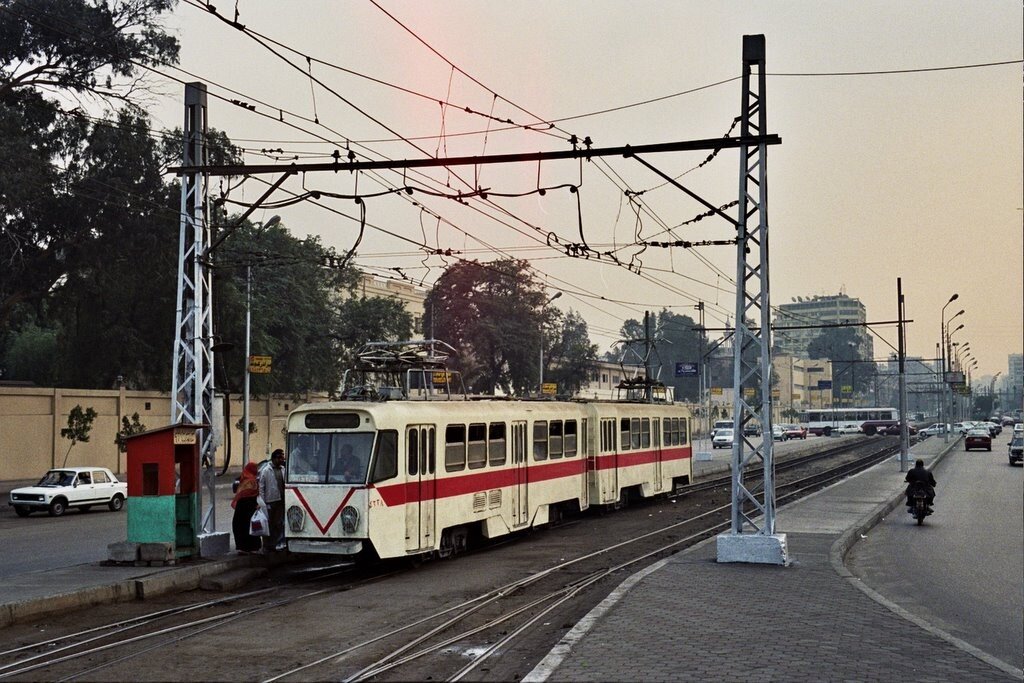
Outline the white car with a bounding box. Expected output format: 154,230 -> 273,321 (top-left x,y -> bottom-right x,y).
9,467 -> 127,517
836,424 -> 863,435
712,428 -> 735,449
918,423 -> 949,437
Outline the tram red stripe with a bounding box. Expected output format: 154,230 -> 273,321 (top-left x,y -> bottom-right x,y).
373,446 -> 691,506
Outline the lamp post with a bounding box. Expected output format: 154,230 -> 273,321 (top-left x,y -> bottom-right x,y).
243,215 -> 280,465
940,294 -> 959,442
538,291 -> 562,396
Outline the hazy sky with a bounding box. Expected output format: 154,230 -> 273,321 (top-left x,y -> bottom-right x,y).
148,1 -> 1023,380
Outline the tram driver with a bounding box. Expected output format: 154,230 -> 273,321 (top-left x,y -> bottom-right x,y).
332,443 -> 364,483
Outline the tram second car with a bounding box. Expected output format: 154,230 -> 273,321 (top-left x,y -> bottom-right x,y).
281,399 -> 692,559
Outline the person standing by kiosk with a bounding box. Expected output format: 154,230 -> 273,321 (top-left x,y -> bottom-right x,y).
258,449 -> 287,552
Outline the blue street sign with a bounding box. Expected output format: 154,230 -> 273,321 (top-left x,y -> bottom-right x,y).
817,380 -> 833,390
675,362 -> 698,377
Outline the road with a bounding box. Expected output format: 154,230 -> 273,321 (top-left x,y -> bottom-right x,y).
847,437 -> 1024,670
0,476 -> 238,579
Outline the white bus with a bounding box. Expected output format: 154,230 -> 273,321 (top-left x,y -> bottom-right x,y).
799,407 -> 899,436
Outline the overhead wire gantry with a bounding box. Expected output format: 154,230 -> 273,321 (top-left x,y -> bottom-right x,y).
169,34 -> 784,563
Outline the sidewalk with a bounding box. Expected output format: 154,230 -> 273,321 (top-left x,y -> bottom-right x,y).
525,434 -> 1022,681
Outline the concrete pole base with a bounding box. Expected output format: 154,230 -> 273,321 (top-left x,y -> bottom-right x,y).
716,532 -> 789,565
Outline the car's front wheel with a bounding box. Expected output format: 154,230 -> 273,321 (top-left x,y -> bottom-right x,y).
14,505 -> 31,518
108,494 -> 125,512
49,499 -> 67,517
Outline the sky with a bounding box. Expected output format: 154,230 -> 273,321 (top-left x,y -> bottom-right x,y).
146,1 -> 1023,381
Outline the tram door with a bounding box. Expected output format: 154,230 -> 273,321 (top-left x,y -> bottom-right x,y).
653,418 -> 663,492
510,421 -> 528,528
405,426 -> 436,552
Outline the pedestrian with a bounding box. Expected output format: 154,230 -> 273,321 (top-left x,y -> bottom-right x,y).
231,461 -> 261,554
258,448 -> 287,552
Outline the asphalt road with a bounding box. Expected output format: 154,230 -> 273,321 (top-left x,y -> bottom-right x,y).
0,477 -> 239,579
847,437 -> 1024,671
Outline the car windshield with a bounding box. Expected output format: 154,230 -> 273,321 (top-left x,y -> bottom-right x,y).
37,470 -> 77,487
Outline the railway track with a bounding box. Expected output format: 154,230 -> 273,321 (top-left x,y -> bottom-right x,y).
0,438 -> 902,682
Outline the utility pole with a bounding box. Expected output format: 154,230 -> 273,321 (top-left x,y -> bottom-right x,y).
716,35 -> 787,565
644,311 -> 654,403
897,279 -> 909,471
170,82 -> 228,556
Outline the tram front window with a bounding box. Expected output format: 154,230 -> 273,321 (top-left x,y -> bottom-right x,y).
288,432 -> 375,484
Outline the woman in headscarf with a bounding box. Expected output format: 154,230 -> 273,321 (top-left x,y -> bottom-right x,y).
231,462 -> 262,553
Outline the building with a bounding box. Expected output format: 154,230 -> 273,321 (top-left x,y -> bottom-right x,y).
348,272 -> 427,332
772,355 -> 832,422
773,293 -> 873,361
1006,353 -> 1024,413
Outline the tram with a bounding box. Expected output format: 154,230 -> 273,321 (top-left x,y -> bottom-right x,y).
281,342 -> 692,559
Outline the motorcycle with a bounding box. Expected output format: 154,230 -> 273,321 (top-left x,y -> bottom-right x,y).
908,486 -> 933,525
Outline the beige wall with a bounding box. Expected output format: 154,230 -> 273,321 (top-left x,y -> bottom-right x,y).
0,387 -> 329,482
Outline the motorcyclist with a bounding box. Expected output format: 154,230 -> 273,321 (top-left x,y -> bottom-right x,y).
904,458 -> 936,512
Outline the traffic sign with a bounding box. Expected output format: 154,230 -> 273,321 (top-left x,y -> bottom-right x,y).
542,383 -> 557,396
249,355 -> 272,374
675,362 -> 698,377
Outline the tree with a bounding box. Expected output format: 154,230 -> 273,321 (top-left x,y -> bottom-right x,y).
544,310 -> 598,395
115,412 -> 147,453
0,0 -> 181,334
614,310 -> 702,400
334,296 -> 414,371
2,320 -> 58,385
423,259 -> 549,395
213,219 -> 356,396
60,404 -> 96,466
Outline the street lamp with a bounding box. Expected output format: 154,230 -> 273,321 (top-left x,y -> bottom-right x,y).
939,294 -> 959,441
243,215 -> 280,464
538,291 -> 563,396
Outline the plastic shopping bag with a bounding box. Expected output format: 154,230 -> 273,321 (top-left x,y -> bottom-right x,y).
250,507 -> 269,537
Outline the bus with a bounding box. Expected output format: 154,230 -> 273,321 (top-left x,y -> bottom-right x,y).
799,407 -> 899,436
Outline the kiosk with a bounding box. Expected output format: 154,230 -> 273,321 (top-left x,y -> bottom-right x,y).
124,424 -> 206,559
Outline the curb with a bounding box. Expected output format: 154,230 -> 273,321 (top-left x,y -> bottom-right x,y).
0,554 -> 267,629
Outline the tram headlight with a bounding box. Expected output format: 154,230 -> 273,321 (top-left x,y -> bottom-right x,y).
340,505 -> 359,534
286,505 -> 305,532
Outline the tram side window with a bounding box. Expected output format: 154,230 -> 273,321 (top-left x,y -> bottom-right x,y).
601,419 -> 614,452
533,421 -> 548,461
372,430 -> 398,483
426,428 -> 436,474
565,420 -> 577,457
468,423 -> 487,469
407,429 -> 419,476
631,418 -> 641,450
549,420 -> 563,459
641,418 -> 650,448
663,419 -> 672,446
489,423 -> 506,466
620,418 -> 631,451
445,424 -> 467,472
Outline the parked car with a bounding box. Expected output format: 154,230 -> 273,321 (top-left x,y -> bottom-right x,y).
9,467 -> 127,517
952,422 -> 974,435
1001,416 -> 1016,427
883,424 -> 918,436
1008,435 -> 1023,466
771,425 -> 787,441
964,428 -> 992,452
919,423 -> 949,437
712,428 -> 735,449
782,424 -> 807,440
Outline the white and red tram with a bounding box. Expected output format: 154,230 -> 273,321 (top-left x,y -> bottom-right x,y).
282,399 -> 692,559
